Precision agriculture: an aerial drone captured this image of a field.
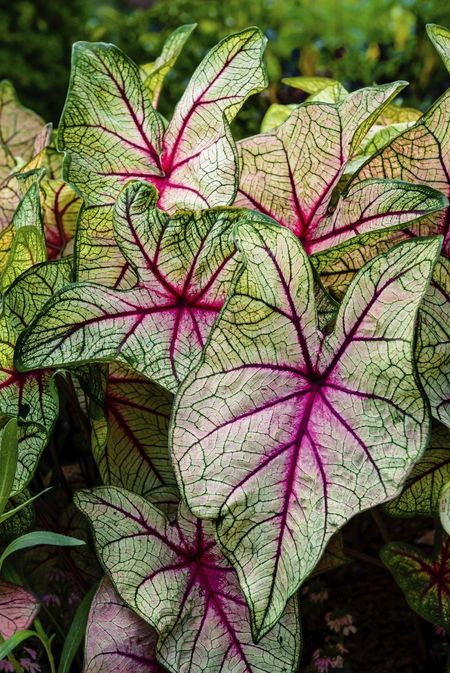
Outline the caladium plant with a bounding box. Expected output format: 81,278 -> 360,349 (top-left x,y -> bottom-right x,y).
0,19 -> 449,673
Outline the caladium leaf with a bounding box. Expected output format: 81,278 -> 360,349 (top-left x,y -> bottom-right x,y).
235,83 -> 445,254
381,538 -> 450,631
41,179 -> 82,259
75,487 -> 301,672
0,580 -> 39,639
171,219 -> 441,637
384,422 -> 450,517
141,24 -> 196,108
356,90 -> 450,256
0,81 -> 45,164
427,24 -> 450,74
90,363 -> 179,509
16,182 -> 252,392
2,258 -> 72,493
60,30 -> 267,283
416,257 -> 450,428
84,577 -> 164,673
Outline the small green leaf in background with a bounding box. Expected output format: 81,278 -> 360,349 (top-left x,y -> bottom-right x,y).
0,531 -> 85,570
58,583 -> 97,673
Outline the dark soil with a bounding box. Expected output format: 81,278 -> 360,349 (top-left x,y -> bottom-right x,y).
299,510 -> 447,673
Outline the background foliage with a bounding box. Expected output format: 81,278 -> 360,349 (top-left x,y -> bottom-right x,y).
2,0 -> 450,137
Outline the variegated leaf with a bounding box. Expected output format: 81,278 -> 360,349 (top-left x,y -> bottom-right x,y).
83,577 -> 164,673
385,422 -> 450,517
236,83 -> 445,254
381,537 -> 450,631
172,219 -> 440,637
16,183 -> 252,393
416,256 -> 450,427
60,30 -> 267,283
90,363 -> 179,510
0,579 -> 39,639
75,487 -> 301,673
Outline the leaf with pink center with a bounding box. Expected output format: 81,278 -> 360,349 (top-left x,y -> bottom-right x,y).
416,256 -> 450,428
0,579 -> 39,639
171,218 -> 441,637
355,90 -> 450,256
89,362 -> 179,510
385,422 -> 450,518
75,486 -> 301,673
15,182 -> 255,392
83,577 -> 165,673
381,537 -> 450,631
59,29 -> 267,283
235,82 -> 445,255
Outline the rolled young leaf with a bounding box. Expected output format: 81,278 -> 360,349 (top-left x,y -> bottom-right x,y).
83,577 -> 165,673
171,219 -> 441,638
75,487 -> 301,673
15,183 -> 261,393
0,580 -> 39,639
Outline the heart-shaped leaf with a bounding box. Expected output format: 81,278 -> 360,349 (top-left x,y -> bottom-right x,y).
416,257 -> 450,428
75,487 -> 301,672
83,577 -> 164,673
0,580 -> 39,639
385,422 -> 450,517
60,29 -> 267,284
381,537 -> 450,631
171,218 -> 440,637
356,90 -> 450,256
235,83 -> 444,254
16,182 -> 256,392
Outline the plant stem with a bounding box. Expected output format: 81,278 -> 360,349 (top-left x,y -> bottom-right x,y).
343,546 -> 384,568
371,508 -> 391,544
34,619 -> 56,673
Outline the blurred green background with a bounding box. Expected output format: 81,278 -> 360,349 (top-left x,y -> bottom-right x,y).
1,0 -> 449,137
